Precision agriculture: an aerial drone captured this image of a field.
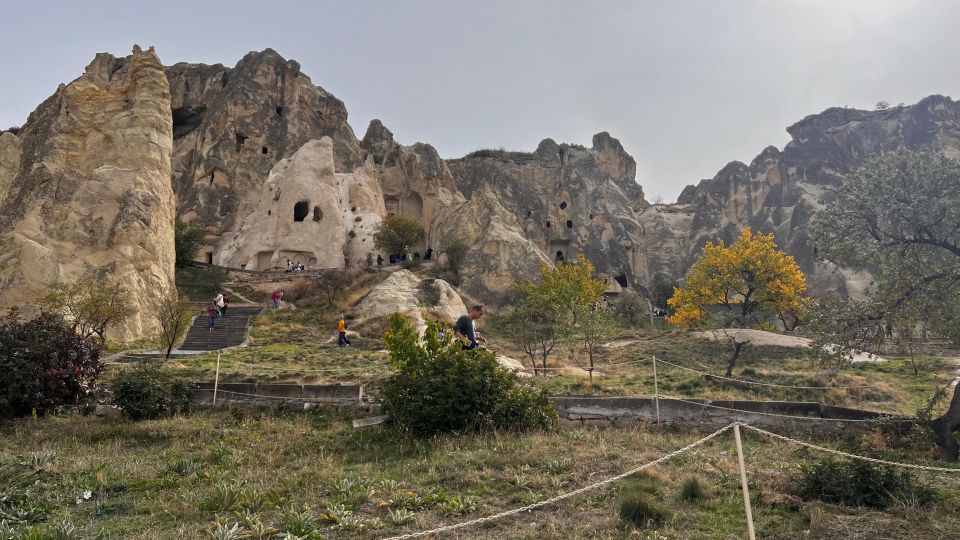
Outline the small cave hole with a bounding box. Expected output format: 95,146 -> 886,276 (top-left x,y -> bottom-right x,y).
589,213 -> 594,219
293,201 -> 309,222
275,106 -> 284,116
559,201 -> 567,210
313,206 -> 322,222
526,211 -> 532,218
566,220 -> 573,229
546,220 -> 551,228
267,210 -> 271,216
206,252 -> 213,264
235,132 -> 248,153
261,147 -> 268,155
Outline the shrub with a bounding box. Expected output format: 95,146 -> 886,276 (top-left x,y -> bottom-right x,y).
379,314 -> 556,435
174,219 -> 206,268
0,311 -> 103,418
111,363 -> 191,420
795,458 -> 935,509
678,477 -> 707,502
619,478 -> 670,528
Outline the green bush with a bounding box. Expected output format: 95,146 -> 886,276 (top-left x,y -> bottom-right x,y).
619,478 -> 670,528
795,458 -> 935,509
380,314 -> 556,436
111,363 -> 191,420
678,476 -> 707,502
0,311 -> 103,418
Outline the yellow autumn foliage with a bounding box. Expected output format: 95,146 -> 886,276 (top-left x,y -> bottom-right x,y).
667,228 -> 807,328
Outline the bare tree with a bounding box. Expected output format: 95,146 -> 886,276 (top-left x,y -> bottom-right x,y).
152,285 -> 194,359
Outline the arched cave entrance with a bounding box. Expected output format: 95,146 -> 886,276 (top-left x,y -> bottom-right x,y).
293,201 -> 309,222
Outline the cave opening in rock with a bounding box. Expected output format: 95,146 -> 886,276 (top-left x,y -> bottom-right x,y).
261,147 -> 268,155
559,201 -> 567,210
206,252 -> 213,264
235,133 -> 248,153
276,106 -> 284,116
546,221 -> 551,228
614,274 -> 628,288
313,206 -> 322,222
171,105 -> 207,140
566,220 -> 573,229
293,201 -> 309,222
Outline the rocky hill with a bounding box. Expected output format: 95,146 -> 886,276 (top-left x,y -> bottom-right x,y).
3,45 -> 960,340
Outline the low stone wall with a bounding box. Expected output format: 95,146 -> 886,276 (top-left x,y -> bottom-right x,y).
190,383 -> 366,410
549,396 -> 892,433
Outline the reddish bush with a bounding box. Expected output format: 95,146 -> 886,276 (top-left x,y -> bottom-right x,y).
0,311 -> 103,418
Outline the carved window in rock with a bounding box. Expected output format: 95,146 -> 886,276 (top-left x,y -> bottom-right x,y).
559,201 -> 567,210
313,206 -> 322,222
293,201 -> 309,222
566,220 -> 573,229
384,197 -> 399,217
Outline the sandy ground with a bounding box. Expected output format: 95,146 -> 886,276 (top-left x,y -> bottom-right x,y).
694,328 -> 886,362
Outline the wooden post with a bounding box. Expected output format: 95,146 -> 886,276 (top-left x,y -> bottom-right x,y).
733,424 -> 757,540
213,352 -> 221,405
652,355 -> 661,425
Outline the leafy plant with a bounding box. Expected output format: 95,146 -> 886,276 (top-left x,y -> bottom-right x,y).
199,483 -> 243,512
795,458 -> 935,509
372,215 -> 425,257
44,273 -> 136,343
388,508 -> 415,525
111,363 -> 191,420
678,477 -> 707,502
207,519 -> 245,540
0,311 -> 103,418
175,219 -> 206,268
380,314 -> 556,436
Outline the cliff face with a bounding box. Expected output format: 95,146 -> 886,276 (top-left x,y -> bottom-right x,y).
5,45 -> 960,339
444,133 -> 650,297
0,46 -> 176,340
639,95 -> 960,294
165,49 -> 363,259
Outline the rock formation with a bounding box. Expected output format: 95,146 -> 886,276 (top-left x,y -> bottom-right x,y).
6,45 -> 960,342
166,49 -> 364,261
0,46 -> 176,341
218,137 -> 384,270
352,270 -> 466,335
638,95 -> 960,294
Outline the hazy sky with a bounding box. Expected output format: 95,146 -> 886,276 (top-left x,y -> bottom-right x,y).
3,1 -> 960,201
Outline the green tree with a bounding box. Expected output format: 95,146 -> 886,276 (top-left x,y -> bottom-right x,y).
45,273 -> 136,343
810,148 -> 960,461
443,238 -> 470,285
497,255 -> 609,374
613,288 -> 647,327
372,215 -> 426,257
174,218 -> 205,268
568,307 -> 616,385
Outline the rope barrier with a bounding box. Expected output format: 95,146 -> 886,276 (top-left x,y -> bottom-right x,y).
654,357 -> 876,390
660,395 -> 897,423
739,423 -> 960,473
378,423 -> 736,540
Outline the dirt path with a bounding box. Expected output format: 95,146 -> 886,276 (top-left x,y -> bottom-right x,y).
222,284 -> 255,304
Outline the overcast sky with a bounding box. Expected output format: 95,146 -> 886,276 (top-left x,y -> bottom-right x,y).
3,1 -> 960,201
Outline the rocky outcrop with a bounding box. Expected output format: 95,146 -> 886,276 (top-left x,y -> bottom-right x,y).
360,119 -> 460,248
352,270 -> 466,334
445,134 -> 649,297
639,96 -> 960,294
0,46 -> 176,341
166,49 -> 363,258
218,137 -> 383,270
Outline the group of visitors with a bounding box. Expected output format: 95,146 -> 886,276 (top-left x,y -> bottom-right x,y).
287,261 -> 305,272
376,247 -> 434,267
207,292 -> 229,331
270,289 -> 284,308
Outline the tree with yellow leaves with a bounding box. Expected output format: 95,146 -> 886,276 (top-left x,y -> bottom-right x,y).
668,228 -> 808,375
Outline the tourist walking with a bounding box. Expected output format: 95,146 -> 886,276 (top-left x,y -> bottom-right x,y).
337,315 -> 351,347
270,289 -> 279,308
207,302 -> 219,331
454,305 -> 486,350
221,296 -> 229,317
214,292 -> 225,319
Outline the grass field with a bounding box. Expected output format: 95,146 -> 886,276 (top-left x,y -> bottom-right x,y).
3,409 -> 959,539
12,269 -> 959,538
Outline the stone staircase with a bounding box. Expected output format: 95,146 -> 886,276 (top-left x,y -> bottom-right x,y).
178,305 -> 264,351
109,305 -> 263,364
